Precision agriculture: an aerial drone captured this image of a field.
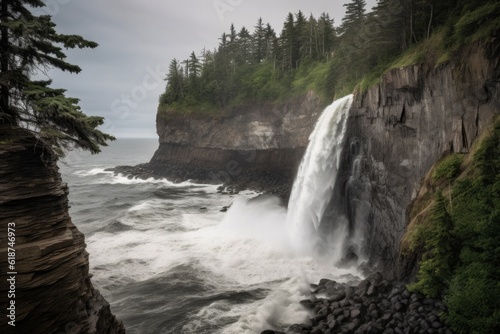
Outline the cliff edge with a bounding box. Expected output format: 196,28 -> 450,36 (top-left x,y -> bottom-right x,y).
115,91 -> 325,197
0,128 -> 125,334
339,38 -> 500,280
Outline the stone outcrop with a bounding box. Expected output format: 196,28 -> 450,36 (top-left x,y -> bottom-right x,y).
261,273 -> 452,334
140,91 -> 325,194
0,128 -> 125,334
337,38 -> 500,280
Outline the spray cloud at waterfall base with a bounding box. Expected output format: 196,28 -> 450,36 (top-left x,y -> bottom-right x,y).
222,94 -> 364,269
60,95 -> 366,333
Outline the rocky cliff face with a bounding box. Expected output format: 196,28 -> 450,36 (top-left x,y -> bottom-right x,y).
337,39 -> 500,280
0,129 -> 125,334
146,92 -> 324,193
132,39 -> 498,282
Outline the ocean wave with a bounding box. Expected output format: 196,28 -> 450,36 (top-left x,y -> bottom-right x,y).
97,173 -> 220,188
74,167 -> 113,177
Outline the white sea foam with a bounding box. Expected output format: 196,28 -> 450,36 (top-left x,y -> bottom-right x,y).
128,201 -> 151,212
74,167 -> 112,177
87,192 -> 361,332
77,97 -> 363,333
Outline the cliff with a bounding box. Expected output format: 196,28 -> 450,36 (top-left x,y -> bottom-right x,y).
338,38 -> 500,280
0,128 -> 125,334
123,38 -> 499,283
139,92 -> 325,195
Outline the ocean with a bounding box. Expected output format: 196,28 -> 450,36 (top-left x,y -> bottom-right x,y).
59,138 -> 361,334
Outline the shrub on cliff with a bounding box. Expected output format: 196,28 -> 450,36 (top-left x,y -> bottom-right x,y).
409,192 -> 457,299
410,118 -> 500,334
432,154 -> 463,183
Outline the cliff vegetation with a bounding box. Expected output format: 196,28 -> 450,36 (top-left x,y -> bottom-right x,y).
404,117 -> 500,334
158,0 -> 500,117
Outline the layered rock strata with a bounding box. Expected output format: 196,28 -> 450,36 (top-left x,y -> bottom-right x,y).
116,92 -> 326,197
0,129 -> 125,334
338,38 -> 500,279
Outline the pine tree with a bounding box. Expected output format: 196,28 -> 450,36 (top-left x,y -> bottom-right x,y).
237,26 -> 252,64
409,192 -> 457,298
366,0 -> 407,62
279,13 -> 296,71
0,0 -> 114,155
294,10 -> 307,67
163,58 -> 184,104
188,51 -> 200,96
252,18 -> 266,63
340,0 -> 367,35
304,14 -> 319,61
264,23 -> 277,64
318,13 -> 335,58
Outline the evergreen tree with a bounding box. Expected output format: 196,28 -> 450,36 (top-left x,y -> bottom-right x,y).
252,17 -> 266,63
366,0 -> 407,63
188,51 -> 200,96
237,26 -> 252,64
409,192 -> 457,298
228,23 -> 237,46
0,0 -> 114,155
304,14 -> 319,61
264,23 -> 278,64
279,13 -> 296,71
318,13 -> 336,58
340,0 -> 367,35
294,10 -> 307,67
163,58 -> 184,104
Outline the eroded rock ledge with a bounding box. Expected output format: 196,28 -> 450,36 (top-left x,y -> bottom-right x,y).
339,38 -> 500,280
111,92 -> 326,198
0,128 -> 125,334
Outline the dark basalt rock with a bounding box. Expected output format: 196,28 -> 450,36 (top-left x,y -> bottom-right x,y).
277,273 -> 452,334
330,38 -> 500,280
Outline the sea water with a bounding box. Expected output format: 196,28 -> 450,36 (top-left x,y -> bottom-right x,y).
60,97 -> 360,334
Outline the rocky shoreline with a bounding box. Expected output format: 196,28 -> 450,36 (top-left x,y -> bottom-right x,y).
108,162 -> 295,201
262,273 -> 452,334
111,163 -> 453,334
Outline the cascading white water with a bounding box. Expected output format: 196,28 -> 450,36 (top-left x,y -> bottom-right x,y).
286,95 -> 353,258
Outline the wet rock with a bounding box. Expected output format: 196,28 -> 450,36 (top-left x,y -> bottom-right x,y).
420,319 -> 430,331
351,309 -> 362,319
367,284 -> 377,296
300,299 -> 315,310
394,302 -> 404,312
280,272 -> 452,334
366,322 -> 384,334
344,319 -> 361,332
330,292 -> 347,302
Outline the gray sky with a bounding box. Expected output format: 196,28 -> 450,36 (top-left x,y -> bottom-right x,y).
41,0 -> 376,138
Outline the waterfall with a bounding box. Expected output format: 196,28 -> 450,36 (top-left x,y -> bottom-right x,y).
287,95 -> 353,261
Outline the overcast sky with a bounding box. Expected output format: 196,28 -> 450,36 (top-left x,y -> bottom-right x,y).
41,0 -> 376,138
